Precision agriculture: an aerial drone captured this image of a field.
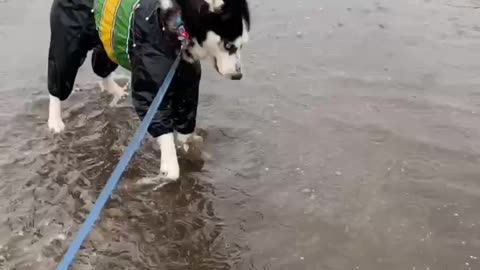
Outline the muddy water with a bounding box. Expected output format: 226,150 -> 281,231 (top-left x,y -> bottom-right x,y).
2,0 -> 480,269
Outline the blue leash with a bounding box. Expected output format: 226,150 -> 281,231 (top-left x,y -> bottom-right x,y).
55,48 -> 183,270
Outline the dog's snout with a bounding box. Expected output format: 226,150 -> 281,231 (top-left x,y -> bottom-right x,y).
231,73 -> 243,80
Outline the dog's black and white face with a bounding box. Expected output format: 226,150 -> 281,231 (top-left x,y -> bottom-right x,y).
189,20 -> 249,80
179,0 -> 251,80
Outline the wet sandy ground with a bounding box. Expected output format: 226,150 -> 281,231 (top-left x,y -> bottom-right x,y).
1,0 -> 480,269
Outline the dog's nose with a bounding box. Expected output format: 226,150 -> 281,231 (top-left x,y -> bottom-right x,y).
231,73 -> 243,80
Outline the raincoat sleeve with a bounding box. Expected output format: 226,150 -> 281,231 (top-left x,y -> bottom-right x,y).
129,3 -> 181,138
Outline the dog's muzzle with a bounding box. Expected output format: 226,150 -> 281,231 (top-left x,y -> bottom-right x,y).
214,58 -> 243,80
230,73 -> 243,80
230,62 -> 243,80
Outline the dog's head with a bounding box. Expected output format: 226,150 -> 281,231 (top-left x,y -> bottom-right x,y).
181,0 -> 251,80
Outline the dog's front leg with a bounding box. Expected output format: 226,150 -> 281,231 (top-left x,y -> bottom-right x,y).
157,132 -> 180,180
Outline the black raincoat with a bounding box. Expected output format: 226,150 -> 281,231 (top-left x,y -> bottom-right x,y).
48,0 -> 201,137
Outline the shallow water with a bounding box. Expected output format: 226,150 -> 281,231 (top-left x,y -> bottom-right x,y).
1,0 -> 480,269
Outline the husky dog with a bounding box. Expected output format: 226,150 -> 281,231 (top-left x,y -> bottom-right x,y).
47,0 -> 251,180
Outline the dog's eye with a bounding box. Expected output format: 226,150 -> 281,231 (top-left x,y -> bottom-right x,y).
224,42 -> 238,54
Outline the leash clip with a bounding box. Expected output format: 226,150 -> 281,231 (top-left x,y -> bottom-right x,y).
175,17 -> 189,43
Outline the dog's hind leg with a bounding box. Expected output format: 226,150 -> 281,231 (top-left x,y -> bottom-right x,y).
48,95 -> 65,133
47,0 -> 98,133
99,75 -> 129,107
47,36 -> 90,133
92,47 -> 128,107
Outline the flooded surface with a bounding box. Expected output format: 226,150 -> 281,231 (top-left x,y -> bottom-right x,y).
1,0 -> 480,269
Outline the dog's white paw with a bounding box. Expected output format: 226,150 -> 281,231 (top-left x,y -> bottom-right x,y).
100,76 -> 129,107
175,132 -> 204,153
48,117 -> 65,133
107,82 -> 128,107
160,155 -> 180,180
175,133 -> 192,152
157,133 -> 180,180
191,134 -> 204,143
48,95 -> 65,133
